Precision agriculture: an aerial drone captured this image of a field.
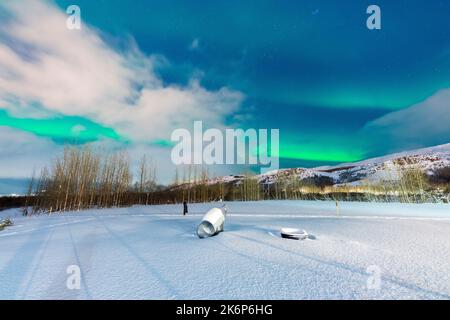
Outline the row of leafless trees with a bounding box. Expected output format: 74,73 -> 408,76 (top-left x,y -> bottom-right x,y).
25,147 -> 450,214
26,147 -> 157,214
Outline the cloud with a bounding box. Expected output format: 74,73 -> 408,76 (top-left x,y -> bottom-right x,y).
0,125 -> 246,184
0,0 -> 243,144
363,88 -> 450,154
0,127 -> 62,178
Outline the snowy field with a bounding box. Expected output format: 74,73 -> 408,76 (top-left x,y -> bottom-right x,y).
1,200 -> 450,300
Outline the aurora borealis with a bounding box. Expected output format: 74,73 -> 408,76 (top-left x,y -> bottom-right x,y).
0,110 -> 121,143
1,0 -> 450,184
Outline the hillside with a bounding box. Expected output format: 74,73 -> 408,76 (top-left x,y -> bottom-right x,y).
205,143 -> 450,188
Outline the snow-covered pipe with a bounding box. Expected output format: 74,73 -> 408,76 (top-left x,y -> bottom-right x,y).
197,207 -> 227,238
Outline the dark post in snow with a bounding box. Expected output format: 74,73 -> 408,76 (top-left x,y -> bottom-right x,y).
183,201 -> 188,216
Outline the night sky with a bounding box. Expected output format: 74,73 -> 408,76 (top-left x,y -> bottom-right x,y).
1,0 -> 450,182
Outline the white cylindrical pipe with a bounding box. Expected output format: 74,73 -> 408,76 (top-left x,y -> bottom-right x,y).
197,207 -> 227,238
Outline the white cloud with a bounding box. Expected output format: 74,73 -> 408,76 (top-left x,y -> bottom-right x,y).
363,88 -> 450,153
0,127 -> 245,184
0,0 -> 243,143
0,126 -> 171,183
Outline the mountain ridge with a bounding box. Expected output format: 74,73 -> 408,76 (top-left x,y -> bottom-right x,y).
204,143 -> 450,187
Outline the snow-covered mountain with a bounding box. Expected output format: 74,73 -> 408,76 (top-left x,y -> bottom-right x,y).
207,143 -> 450,187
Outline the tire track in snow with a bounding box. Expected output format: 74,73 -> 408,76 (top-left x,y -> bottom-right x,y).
209,232 -> 327,280
92,215 -> 181,299
19,226 -> 55,299
230,232 -> 450,299
0,217 -> 51,299
47,215 -> 94,299
0,217 -> 96,238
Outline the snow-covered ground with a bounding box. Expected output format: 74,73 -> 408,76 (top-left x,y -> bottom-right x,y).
1,200 -> 450,300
